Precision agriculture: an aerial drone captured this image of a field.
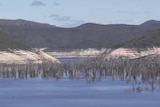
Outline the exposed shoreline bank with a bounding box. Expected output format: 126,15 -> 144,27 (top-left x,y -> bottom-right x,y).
1,47 -> 160,65
0,49 -> 60,64
47,47 -> 160,59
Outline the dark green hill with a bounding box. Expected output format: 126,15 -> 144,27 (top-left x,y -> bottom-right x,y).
115,29 -> 160,49
0,30 -> 31,51
1,19 -> 160,51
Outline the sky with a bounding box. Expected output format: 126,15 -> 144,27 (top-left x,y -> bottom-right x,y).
0,0 -> 160,28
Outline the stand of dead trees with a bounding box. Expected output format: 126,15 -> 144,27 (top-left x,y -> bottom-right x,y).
0,56 -> 160,92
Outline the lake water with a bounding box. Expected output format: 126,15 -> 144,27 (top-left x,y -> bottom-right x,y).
0,78 -> 160,107
0,58 -> 160,107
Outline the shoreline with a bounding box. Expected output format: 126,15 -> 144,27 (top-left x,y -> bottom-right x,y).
0,49 -> 60,64
47,48 -> 106,58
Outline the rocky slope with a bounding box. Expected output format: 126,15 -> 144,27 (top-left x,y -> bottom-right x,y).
0,49 -> 60,64
105,47 -> 160,59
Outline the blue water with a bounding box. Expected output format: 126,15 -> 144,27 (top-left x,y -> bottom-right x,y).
59,58 -> 87,63
0,78 -> 160,107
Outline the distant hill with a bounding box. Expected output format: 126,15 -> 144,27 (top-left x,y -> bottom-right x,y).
115,29 -> 160,49
0,19 -> 56,28
0,30 -> 31,51
1,19 -> 160,51
140,20 -> 160,27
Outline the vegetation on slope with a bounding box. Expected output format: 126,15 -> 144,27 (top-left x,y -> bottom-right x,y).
0,30 -> 31,51
115,29 -> 160,49
1,19 -> 160,51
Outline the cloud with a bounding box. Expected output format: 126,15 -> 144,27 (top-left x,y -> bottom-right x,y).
117,10 -> 151,15
144,11 -> 151,14
53,2 -> 60,6
49,14 -> 85,27
31,1 -> 45,6
49,14 -> 71,21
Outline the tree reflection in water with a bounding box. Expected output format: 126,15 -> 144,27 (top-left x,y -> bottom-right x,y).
0,57 -> 160,92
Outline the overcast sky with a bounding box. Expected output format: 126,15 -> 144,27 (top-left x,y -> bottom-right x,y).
0,0 -> 160,27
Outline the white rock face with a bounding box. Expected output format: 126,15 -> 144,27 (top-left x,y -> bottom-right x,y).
0,49 -> 60,64
105,47 -> 160,59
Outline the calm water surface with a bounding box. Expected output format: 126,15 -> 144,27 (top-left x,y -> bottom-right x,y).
0,78 -> 160,107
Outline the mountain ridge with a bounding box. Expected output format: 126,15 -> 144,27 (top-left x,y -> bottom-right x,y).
0,19 -> 56,28
1,19 -> 160,51
140,20 -> 160,27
